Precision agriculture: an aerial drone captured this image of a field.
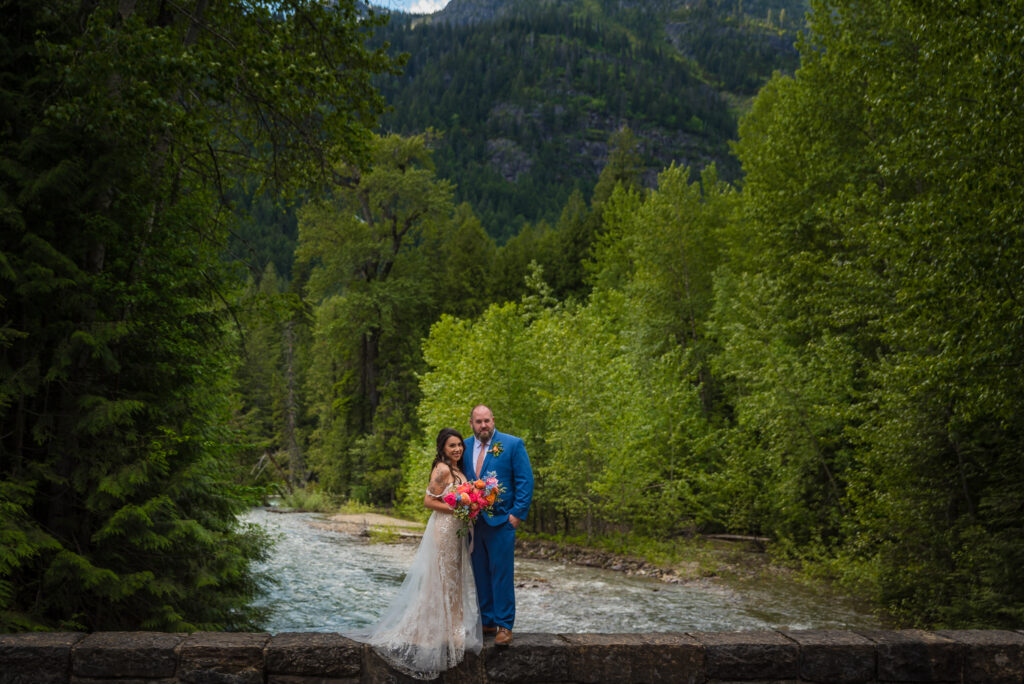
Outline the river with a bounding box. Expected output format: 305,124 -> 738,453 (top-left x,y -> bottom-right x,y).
243,507 -> 883,634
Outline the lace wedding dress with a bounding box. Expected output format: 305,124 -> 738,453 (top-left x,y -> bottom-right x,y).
348,482 -> 482,679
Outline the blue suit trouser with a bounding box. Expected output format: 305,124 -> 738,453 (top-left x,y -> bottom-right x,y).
471,519 -> 516,629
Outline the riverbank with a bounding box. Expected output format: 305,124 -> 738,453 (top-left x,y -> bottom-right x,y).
299,509 -> 795,589
307,511 -> 424,538
518,535 -> 892,629
515,538 -> 710,583
306,511 -> 705,583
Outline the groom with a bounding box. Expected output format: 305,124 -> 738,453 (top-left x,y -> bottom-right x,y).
465,404 -> 533,646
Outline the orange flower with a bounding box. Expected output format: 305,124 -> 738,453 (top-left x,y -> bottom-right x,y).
474,479 -> 486,489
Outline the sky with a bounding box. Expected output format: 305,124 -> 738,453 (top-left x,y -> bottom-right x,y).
373,0 -> 451,14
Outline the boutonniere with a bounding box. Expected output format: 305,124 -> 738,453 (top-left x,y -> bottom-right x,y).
488,441 -> 504,459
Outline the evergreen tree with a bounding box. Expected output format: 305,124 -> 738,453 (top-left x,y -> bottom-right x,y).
0,0 -> 398,631
233,265 -> 311,492
297,133 -> 462,502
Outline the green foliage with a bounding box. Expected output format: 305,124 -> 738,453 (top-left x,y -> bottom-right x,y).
0,0 -> 398,632
407,0 -> 1024,629
721,0 -> 1024,625
336,499 -> 378,515
485,127 -> 647,304
669,0 -> 805,94
231,264 -> 312,492
590,127 -> 645,208
223,0 -> 813,529
297,133 -> 496,504
226,187 -> 301,281
366,527 -> 401,544
407,298 -> 541,518
13,0 -> 1012,633
373,0 -> 770,239
280,487 -> 336,513
414,159 -> 740,537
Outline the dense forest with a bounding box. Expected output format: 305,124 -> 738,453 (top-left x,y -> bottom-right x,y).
0,0 -> 401,631
373,0 -> 804,240
3,0 -> 1023,633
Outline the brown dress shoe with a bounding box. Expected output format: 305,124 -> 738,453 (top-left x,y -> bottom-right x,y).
494,627 -> 512,645
482,626 -> 497,635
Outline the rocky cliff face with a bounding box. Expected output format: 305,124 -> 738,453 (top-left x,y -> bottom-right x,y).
433,0 -> 565,25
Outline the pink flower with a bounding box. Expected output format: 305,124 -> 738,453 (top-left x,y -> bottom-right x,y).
443,493 -> 457,507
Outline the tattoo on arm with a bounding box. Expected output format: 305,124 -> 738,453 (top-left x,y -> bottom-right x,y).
428,464 -> 451,495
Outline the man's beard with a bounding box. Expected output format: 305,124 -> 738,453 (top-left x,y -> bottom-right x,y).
475,427 -> 493,442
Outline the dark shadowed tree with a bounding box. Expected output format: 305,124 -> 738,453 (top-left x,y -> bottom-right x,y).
0,0 -> 399,631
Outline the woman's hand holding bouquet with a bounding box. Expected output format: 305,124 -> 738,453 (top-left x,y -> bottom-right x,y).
443,472 -> 505,537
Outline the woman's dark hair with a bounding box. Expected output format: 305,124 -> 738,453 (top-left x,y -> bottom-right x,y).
431,427 -> 466,482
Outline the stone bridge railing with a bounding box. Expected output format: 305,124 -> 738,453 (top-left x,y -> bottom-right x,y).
2,629 -> 1023,683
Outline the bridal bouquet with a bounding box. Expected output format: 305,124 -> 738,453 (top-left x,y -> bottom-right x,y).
444,472 -> 506,537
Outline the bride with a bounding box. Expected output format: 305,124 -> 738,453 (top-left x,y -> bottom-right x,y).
348,428 -> 482,679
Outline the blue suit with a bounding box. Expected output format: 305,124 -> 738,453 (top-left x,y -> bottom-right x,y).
465,429 -> 533,630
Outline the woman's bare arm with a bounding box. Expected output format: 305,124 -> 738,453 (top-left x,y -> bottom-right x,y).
423,463 -> 455,514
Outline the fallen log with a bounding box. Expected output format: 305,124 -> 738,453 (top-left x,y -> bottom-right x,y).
703,533 -> 770,544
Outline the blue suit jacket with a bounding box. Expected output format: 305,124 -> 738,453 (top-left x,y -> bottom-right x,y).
465,430 -> 534,526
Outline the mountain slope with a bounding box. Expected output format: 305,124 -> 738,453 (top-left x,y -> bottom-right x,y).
374,0 -> 804,240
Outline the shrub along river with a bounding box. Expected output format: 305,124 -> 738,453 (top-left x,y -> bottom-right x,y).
244,507 -> 884,634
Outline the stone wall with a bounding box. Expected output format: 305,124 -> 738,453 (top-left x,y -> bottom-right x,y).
2,629 -> 1023,684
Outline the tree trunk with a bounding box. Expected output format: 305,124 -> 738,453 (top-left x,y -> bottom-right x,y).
282,320 -> 304,488
360,330 -> 380,433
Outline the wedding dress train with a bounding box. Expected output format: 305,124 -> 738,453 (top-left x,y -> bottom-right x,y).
347,491 -> 482,679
